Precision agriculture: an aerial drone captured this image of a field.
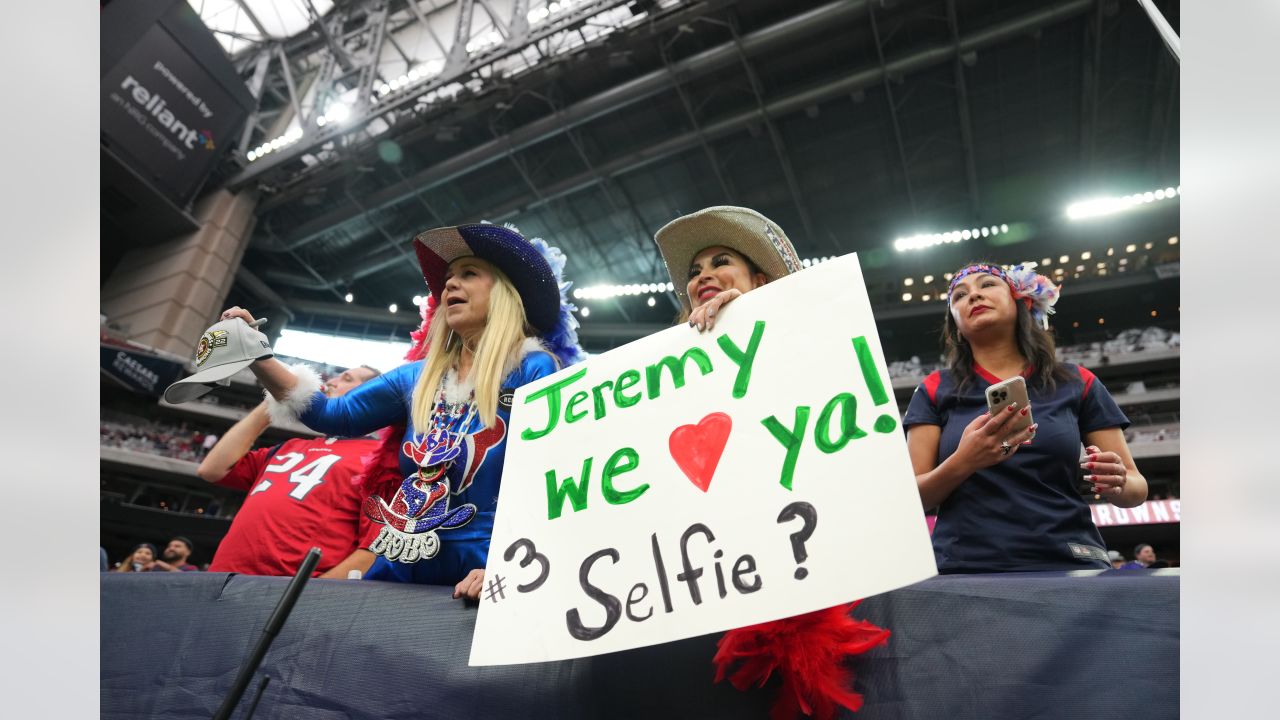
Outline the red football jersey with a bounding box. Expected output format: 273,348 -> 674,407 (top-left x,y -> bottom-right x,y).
210,436 -> 381,576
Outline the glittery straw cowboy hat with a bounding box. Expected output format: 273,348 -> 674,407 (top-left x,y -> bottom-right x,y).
654,206 -> 804,312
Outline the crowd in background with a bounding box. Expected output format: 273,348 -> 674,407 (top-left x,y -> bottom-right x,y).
100,410 -> 220,463
887,325 -> 1180,381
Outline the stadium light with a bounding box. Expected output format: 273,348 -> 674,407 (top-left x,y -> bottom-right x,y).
1065,184 -> 1180,220
894,223 -> 1008,252
247,126 -> 304,163
344,292 -> 354,303
388,303 -> 398,313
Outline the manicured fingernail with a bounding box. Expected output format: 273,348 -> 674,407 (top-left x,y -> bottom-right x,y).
1020,407 -> 1029,416
1085,474 -> 1094,482
1007,403 -> 1017,412
1021,440 -> 1031,446
1086,462 -> 1094,469
1091,485 -> 1100,493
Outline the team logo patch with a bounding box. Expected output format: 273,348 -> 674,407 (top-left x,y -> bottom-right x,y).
195,330 -> 229,366
363,417 -> 508,563
364,470 -> 477,564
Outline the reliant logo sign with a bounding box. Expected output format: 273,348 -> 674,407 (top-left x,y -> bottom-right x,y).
119,74 -> 215,151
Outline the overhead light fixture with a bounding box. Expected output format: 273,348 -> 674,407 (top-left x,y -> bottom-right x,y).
246,126 -> 304,163
574,281 -> 677,300
894,223 -> 1007,252
344,292 -> 354,303
647,297 -> 656,307
580,306 -> 590,318
1065,183 -> 1180,220
326,102 -> 351,123
388,303 -> 398,313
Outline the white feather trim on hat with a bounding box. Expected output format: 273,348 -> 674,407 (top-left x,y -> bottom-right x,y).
264,364 -> 324,425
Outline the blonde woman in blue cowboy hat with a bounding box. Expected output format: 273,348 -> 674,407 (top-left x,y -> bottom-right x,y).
219,224 -> 583,598
654,206 -> 805,332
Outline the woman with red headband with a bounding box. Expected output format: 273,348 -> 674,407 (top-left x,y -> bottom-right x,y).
903,261 -> 1147,573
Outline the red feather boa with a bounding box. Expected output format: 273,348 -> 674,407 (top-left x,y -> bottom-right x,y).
712,601 -> 890,720
350,296 -> 437,497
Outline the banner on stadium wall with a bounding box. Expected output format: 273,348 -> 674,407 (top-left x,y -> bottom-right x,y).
100,342 -> 187,397
470,254 -> 937,666
1090,499 -> 1180,527
100,2 -> 251,205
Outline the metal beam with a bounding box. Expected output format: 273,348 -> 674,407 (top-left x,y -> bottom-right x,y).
358,3 -> 393,108
404,0 -> 453,57
234,267 -> 297,321
1079,0 -> 1103,178
233,0 -> 272,39
946,0 -> 982,220
236,48 -> 274,156
476,0 -> 509,39
264,0 -> 1095,290
275,44 -> 304,124
867,3 -> 918,220
258,0 -> 876,252
304,0 -> 355,72
660,36 -> 736,203
285,297 -> 420,327
445,0 -> 477,72
722,12 -> 820,246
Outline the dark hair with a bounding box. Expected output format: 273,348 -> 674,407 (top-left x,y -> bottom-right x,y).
171,536 -> 194,553
941,262 -> 1071,393
357,365 -> 382,379
1134,543 -> 1153,556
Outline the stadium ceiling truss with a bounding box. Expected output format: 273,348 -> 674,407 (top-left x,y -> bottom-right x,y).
198,0 -> 1178,331
222,0 -> 674,186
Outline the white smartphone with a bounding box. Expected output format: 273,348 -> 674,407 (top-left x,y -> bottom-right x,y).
985,375 -> 1033,436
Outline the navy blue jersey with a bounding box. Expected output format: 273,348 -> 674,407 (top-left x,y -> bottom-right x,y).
297,350 -> 558,584
903,363 -> 1129,573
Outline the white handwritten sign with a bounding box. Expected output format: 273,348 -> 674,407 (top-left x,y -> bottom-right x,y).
469,254 -> 937,666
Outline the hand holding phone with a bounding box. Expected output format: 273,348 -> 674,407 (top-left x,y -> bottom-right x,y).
985,376 -> 1033,439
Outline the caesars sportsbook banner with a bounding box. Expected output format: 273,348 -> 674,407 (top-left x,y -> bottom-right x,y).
101,0 -> 252,206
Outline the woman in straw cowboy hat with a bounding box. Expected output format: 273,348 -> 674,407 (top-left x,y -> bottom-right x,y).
904,260 -> 1146,573
653,206 -> 805,332
219,223 -> 584,597
656,208 -> 894,718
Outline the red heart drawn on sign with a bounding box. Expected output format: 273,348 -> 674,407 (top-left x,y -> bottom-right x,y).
668,412 -> 733,492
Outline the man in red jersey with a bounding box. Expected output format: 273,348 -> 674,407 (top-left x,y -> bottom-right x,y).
198,366 -> 383,578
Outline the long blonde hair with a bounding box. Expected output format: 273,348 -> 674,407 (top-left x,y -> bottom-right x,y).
410,262 -> 530,430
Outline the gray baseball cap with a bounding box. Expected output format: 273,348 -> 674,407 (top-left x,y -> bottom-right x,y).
163,318 -> 272,404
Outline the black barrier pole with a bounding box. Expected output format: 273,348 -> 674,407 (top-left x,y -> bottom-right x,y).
212,547 -> 322,720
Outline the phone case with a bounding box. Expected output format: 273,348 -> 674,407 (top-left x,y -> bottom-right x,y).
985,376 -> 1033,436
